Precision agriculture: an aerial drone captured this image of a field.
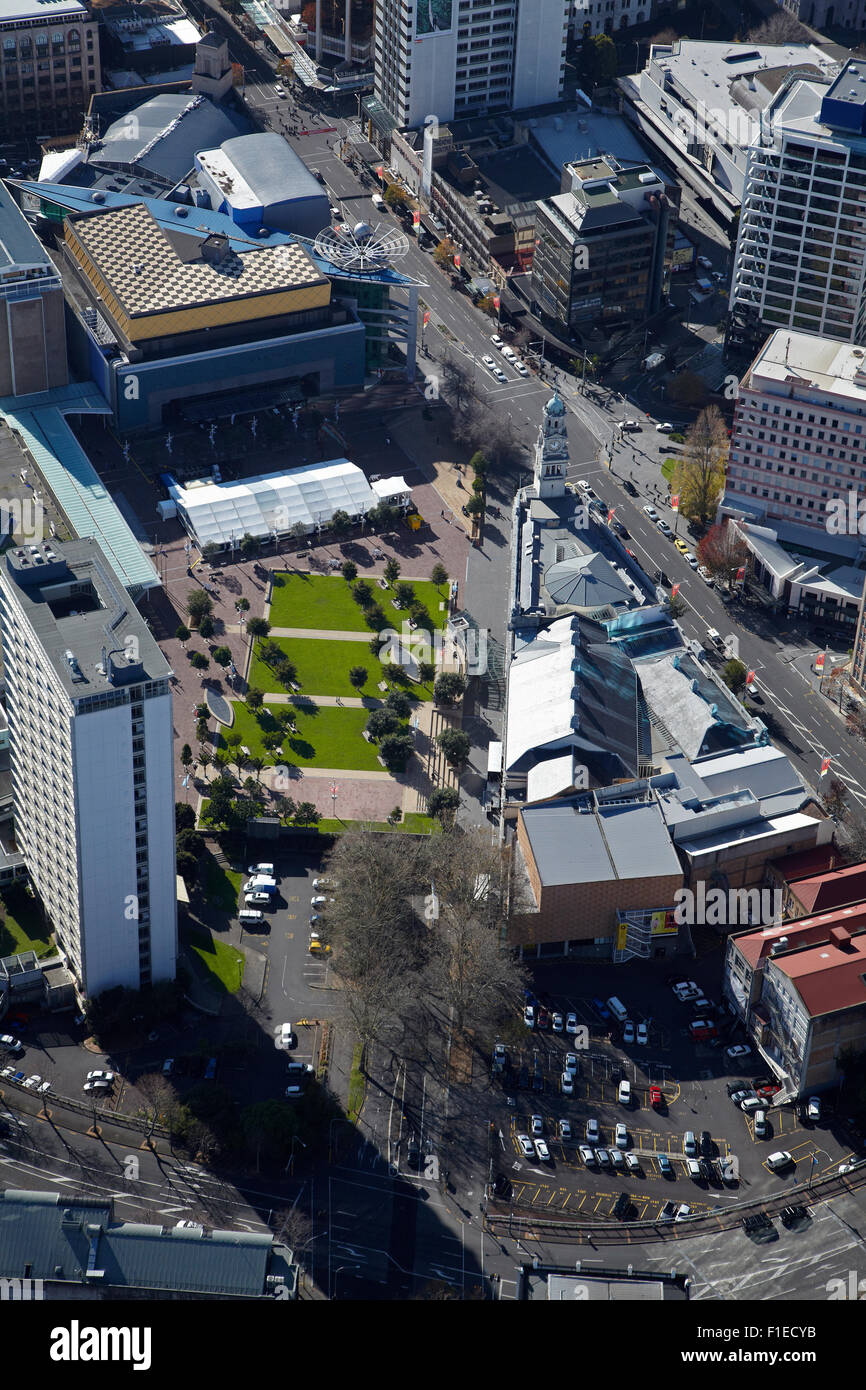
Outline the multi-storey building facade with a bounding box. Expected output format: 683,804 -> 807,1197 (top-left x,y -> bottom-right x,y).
570,0 -> 650,38
725,329 -> 866,531
730,60 -> 866,350
531,156 -> 675,336
373,0 -> 569,130
0,181 -> 68,397
0,0 -> 100,137
0,538 -> 177,1000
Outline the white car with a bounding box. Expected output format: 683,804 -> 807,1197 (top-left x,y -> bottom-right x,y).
675,1203 -> 692,1221
746,681 -> 760,698
697,565 -> 715,585
621,419 -> 641,432
673,981 -> 700,999
625,1151 -> 641,1173
0,1065 -> 14,1078
657,519 -> 673,538
533,1138 -> 550,1162
86,1070 -> 115,1083
501,346 -> 517,363
686,552 -> 699,569
768,1150 -> 793,1171
22,1074 -> 41,1089
697,255 -> 713,271
278,1023 -> 294,1048
0,1035 -> 21,1052
248,863 -> 274,877
655,422 -> 674,433
561,1071 -> 574,1095
564,1052 -> 578,1075
636,1022 -> 648,1046
565,1012 -> 578,1034
806,1096 -> 822,1122
610,1148 -> 625,1170
246,892 -> 272,906
490,334 -> 504,349
490,366 -> 507,383
84,1079 -> 111,1093
595,1148 -> 611,1167
585,1118 -> 599,1144
552,1012 -> 564,1033
615,1122 -> 629,1149
481,354 -> 496,370
642,504 -> 658,520
618,1079 -> 631,1105
530,1114 -> 544,1137
311,895 -> 327,907
37,1080 -> 51,1094
726,1044 -> 751,1060
579,1144 -> 595,1165
515,361 -> 530,377
312,877 -> 334,889
517,1133 -> 535,1159
558,1118 -> 572,1141
577,479 -> 593,495
622,1020 -> 635,1044
274,85 -> 286,98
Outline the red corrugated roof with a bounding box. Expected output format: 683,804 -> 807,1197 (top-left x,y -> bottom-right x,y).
732,902 -> 866,970
770,844 -> 840,884
776,932 -> 866,1018
792,862 -> 866,915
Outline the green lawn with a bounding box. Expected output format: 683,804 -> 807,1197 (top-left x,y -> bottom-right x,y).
198,854 -> 241,915
0,887 -> 54,959
347,1043 -> 366,1125
228,700 -> 385,771
662,457 -> 678,482
316,813 -> 437,834
269,572 -> 449,632
249,634 -> 432,701
183,925 -> 245,994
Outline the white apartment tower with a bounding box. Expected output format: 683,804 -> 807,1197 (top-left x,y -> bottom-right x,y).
374,0 -> 569,130
725,329 -> 866,531
731,60 -> 866,349
0,538 -> 177,999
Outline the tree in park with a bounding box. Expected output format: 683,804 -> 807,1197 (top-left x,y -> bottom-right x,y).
366,707 -> 400,741
273,657 -> 298,688
293,801 -> 320,826
196,717 -> 209,744
469,451 -> 488,478
672,405 -> 729,527
394,581 -> 416,609
205,774 -> 236,828
697,521 -> 748,583
330,509 -> 351,537
353,579 -> 374,608
385,690 -> 411,721
246,616 -> 271,639
236,597 -> 250,613
434,671 -> 466,707
259,639 -> 285,667
419,660 -> 436,685
186,589 -> 213,624
239,533 -> 260,558
430,562 -> 448,590
199,750 -> 211,779
341,560 -> 358,583
349,666 -> 368,692
379,732 -> 414,773
176,802 -> 196,831
384,557 -> 401,587
436,727 -> 470,769
428,786 -> 459,826
212,646 -> 231,668
409,603 -> 432,634
465,495 -> 484,517
175,623 -> 190,642
198,614 -> 215,640
180,744 -> 193,772
247,686 -> 264,711
290,522 -> 307,545
189,651 -> 209,670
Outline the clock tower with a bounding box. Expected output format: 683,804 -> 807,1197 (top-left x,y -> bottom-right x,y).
532,391 -> 569,499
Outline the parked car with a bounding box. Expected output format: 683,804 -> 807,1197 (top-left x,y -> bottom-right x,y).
517,1134 -> 535,1159
564,1052 -> 579,1076
86,1070 -> 115,1083
754,1110 -> 768,1138
622,1020 -> 635,1044
310,895 -> 328,907
806,1096 -> 822,1123
552,1012 -> 564,1033
642,504 -> 659,521
623,479 -> 638,497
565,1012 -> 579,1034
22,1074 -> 41,1089
561,1071 -> 574,1095
595,1148 -> 611,1166
649,1085 -> 663,1109
655,422 -> 674,433
675,1203 -> 692,1221
686,1157 -> 702,1180
698,565 -> 715,586
618,1079 -> 631,1105
162,1058 -> 174,1075
592,997 -> 611,1020
523,1004 -> 536,1028
248,863 -> 275,877
674,537 -> 690,555
37,1080 -> 51,1094
683,1130 -> 697,1156
515,361 -> 530,376
579,1144 -> 595,1165
493,1042 -> 507,1068
625,1152 -> 641,1173
558,1118 -> 572,1141
537,1007 -> 550,1030
481,354 -> 496,370
727,1080 -> 751,1097
533,1138 -> 550,1162
686,553 -> 699,569
0,1035 -> 22,1053
84,1079 -> 111,1093
490,334 -> 504,349
658,1154 -> 674,1177
490,366 -> 507,383
615,1122 -> 629,1149
530,1114 -> 544,1137
636,1022 -> 648,1046
659,1200 -> 677,1220
768,1150 -> 794,1172
697,255 -> 713,271
621,419 -> 641,432
741,1096 -> 762,1114
585,1118 -> 599,1144
726,1044 -> 751,1060
204,1057 -> 217,1080
0,1065 -> 15,1078
613,520 -> 630,538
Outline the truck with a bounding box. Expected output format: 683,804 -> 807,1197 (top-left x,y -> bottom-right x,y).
643,351 -> 665,371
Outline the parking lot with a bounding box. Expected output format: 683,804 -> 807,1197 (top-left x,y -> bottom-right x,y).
489,959 -> 860,1223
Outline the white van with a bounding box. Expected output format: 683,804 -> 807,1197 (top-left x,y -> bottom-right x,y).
239,909 -> 264,925
371,193 -> 385,210
607,996 -> 628,1023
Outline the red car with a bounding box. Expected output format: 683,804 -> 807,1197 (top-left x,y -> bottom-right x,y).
650,1085 -> 663,1109
537,1007 -> 550,1030
757,1083 -> 781,1099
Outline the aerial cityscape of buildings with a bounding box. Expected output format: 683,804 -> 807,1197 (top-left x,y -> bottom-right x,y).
0,0 -> 865,1327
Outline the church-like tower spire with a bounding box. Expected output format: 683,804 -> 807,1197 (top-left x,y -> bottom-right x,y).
532,390 -> 569,499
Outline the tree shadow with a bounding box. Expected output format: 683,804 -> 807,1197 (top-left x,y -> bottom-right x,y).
289,737 -> 315,759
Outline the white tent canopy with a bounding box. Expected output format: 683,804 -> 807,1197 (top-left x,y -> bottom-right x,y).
167,458 -> 408,547
372,475 -> 410,502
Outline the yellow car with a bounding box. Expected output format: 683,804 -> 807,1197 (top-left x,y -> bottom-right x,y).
674,538 -> 690,555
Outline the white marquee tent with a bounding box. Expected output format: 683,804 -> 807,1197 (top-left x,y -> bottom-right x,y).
166,458 -> 402,547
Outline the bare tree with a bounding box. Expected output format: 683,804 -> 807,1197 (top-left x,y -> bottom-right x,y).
441,352 -> 477,413
748,12 -> 809,43
423,829 -> 528,1035
136,1072 -> 177,1142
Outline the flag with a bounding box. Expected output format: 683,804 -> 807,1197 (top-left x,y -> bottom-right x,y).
412,209 -> 420,225
607,508 -> 615,524
821,754 -> 831,775
493,295 -> 500,310
422,310 -> 430,327
747,669 -> 755,684
671,493 -> 679,511
671,583 -> 680,598
454,252 -> 461,269
815,651 -> 826,673
736,565 -> 746,582
376,165 -> 384,180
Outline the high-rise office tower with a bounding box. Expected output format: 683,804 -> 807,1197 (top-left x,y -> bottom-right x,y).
730,60 -> 866,351
0,538 -> 177,999
374,0 -> 569,129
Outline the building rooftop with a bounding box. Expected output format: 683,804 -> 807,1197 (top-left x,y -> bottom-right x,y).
0,1189 -> 296,1297
0,0 -> 84,17
785,861 -> 866,915
198,132 -> 326,213
2,537 -> 171,699
520,793 -> 681,887
91,94 -> 245,185
0,182 -> 53,275
66,202 -> 328,327
636,651 -> 754,761
770,844 -> 842,883
745,330 -> 866,407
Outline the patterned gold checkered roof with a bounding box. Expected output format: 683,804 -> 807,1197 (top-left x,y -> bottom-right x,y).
67,203 -> 327,318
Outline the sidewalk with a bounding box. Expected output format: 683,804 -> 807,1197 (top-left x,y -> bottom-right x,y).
387,405 -> 473,532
